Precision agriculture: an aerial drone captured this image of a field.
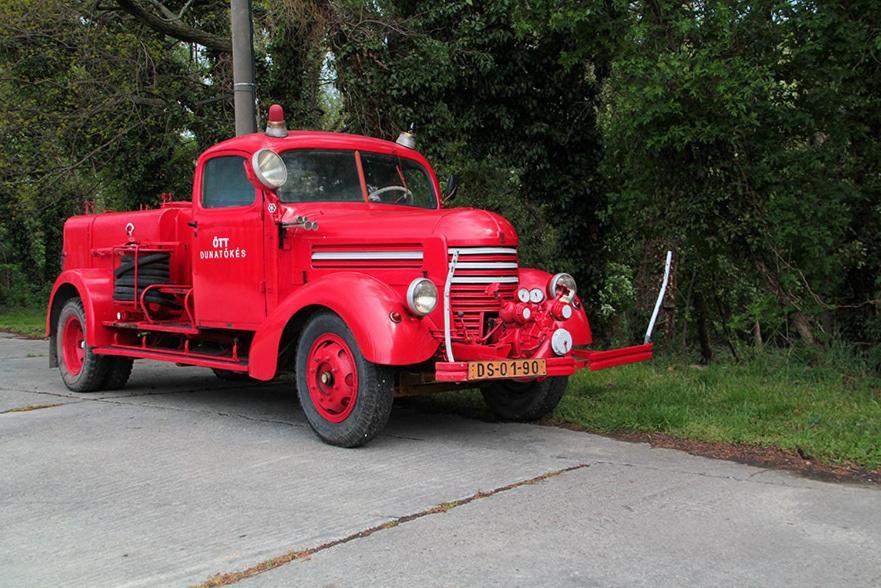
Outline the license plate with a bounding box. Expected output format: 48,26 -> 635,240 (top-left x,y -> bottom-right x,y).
467,359 -> 547,381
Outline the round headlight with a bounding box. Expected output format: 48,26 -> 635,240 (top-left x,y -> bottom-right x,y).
548,272 -> 577,300
251,149 -> 287,189
529,288 -> 545,303
407,278 -> 438,316
517,288 -> 530,303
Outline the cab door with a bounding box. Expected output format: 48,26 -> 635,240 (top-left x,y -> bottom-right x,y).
191,152 -> 266,328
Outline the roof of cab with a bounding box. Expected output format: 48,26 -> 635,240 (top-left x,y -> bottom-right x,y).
201,130 -> 418,160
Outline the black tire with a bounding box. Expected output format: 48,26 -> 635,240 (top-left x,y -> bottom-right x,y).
114,275 -> 170,287
56,298 -> 108,392
481,376 -> 569,421
102,357 -> 133,390
115,267 -> 171,277
212,368 -> 250,381
119,251 -> 170,264
114,264 -> 170,278
115,264 -> 170,276
114,252 -> 170,277
295,312 -> 394,447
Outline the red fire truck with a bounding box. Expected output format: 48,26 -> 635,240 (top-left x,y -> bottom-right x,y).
47,105 -> 667,447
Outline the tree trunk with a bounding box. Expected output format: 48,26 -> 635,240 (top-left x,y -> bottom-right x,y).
695,293 -> 713,364
790,311 -> 818,346
755,261 -> 819,346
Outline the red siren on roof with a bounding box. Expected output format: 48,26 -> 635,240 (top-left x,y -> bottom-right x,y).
265,104 -> 288,138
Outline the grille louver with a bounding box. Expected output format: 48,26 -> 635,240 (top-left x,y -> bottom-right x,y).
448,247 -> 518,338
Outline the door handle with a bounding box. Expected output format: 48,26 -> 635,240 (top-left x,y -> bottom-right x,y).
187,221 -> 198,229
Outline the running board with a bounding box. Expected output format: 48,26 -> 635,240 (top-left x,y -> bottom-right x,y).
94,345 -> 248,372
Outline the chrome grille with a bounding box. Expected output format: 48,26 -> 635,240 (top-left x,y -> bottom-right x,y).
448,247 -> 518,338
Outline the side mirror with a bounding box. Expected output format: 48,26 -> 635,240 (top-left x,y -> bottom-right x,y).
443,174 -> 458,204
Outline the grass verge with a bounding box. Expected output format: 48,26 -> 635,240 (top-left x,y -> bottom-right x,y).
0,306 -> 46,339
406,352 -> 881,473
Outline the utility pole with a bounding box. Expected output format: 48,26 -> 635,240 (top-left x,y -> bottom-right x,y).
230,0 -> 256,135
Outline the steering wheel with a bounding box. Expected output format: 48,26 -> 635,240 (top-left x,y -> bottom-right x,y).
367,185 -> 413,203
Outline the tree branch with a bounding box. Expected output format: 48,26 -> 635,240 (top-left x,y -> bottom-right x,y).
114,0 -> 231,53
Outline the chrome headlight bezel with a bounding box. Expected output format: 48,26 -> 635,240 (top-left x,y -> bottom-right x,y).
548,272 -> 577,301
406,278 -> 438,316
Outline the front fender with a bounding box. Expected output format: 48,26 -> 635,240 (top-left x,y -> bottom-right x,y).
248,273 -> 440,380
46,269 -> 116,356
518,267 -> 592,346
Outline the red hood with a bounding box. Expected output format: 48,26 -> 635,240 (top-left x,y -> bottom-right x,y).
281,203 -> 519,247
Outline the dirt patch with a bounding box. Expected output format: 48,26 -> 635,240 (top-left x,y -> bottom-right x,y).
544,420 -> 881,486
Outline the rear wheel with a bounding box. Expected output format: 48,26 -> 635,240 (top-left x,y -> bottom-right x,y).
295,312 -> 394,447
56,298 -> 108,392
481,376 -> 568,421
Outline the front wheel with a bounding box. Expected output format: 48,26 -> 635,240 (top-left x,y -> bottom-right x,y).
295,312 -> 394,447
56,298 -> 108,392
481,376 -> 568,421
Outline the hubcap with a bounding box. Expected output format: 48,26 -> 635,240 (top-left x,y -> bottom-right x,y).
61,315 -> 85,376
306,333 -> 358,423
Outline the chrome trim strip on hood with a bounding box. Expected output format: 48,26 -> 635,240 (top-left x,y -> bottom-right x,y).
448,247 -> 517,256
312,251 -> 423,260
454,262 -> 518,270
450,276 -> 519,284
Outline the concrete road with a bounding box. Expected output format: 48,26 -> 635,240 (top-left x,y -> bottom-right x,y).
1,333 -> 879,587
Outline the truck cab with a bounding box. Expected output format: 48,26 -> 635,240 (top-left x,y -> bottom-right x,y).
47,105 -> 658,447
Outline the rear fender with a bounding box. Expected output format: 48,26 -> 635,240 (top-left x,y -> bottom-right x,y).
248,273 -> 439,380
518,267 -> 592,346
46,270 -> 116,366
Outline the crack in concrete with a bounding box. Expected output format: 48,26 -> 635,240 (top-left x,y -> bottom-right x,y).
193,463 -> 590,587
0,402 -> 74,414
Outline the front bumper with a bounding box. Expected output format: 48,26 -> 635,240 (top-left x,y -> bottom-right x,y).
435,250 -> 670,384
435,342 -> 654,382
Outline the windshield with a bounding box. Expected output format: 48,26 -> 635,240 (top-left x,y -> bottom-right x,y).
361,152 -> 436,208
277,149 -> 437,209
278,150 -> 362,204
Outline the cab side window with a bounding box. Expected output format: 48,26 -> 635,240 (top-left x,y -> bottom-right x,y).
202,156 -> 255,208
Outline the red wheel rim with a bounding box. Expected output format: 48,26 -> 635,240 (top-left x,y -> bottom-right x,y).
306,333 -> 358,423
61,315 -> 85,376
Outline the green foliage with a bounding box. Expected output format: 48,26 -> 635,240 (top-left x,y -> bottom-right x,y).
593,0 -> 881,353
0,306 -> 46,338
0,0 -> 219,305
